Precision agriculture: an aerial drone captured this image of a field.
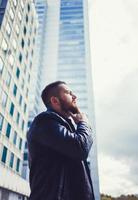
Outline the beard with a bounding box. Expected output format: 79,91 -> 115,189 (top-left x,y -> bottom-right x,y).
59,98 -> 78,114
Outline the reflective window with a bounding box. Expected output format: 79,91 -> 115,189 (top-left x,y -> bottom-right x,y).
20,0 -> 24,9
6,72 -> 11,86
1,91 -> 7,107
9,152 -> 14,168
21,38 -> 25,48
26,14 -> 28,23
19,95 -> 22,106
23,26 -> 27,35
6,123 -> 11,138
19,53 -> 22,63
16,67 -> 20,79
16,158 -> 20,172
22,120 -> 25,131
6,22 -> 11,36
15,24 -> 19,36
1,38 -> 8,53
13,0 -> 17,7
13,131 -> 17,145
19,138 -> 22,150
18,11 -> 22,21
9,54 -> 14,67
9,7 -> 14,20
10,102 -> 14,116
0,57 -> 4,74
27,3 -> 30,12
24,103 -> 27,113
12,39 -> 17,50
1,146 -> 7,163
13,84 -> 17,96
0,113 -> 4,131
16,112 -> 20,124
24,152 -> 28,161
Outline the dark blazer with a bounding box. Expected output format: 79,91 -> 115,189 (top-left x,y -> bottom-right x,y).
27,109 -> 95,200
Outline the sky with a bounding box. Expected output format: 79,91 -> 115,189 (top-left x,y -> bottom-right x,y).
88,0 -> 138,197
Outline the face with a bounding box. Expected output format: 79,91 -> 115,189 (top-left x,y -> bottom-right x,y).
57,84 -> 78,114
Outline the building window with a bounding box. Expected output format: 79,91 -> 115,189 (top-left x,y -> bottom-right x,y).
27,3 -> 30,12
21,38 -> 25,48
0,57 -> 4,74
15,24 -> 19,36
12,39 -> 17,51
1,38 -> 8,54
16,112 -> 20,124
9,54 -> 14,67
1,91 -> 7,107
23,26 -> 27,35
16,158 -> 20,172
0,113 -> 4,131
26,51 -> 28,60
13,0 -> 17,7
18,10 -> 22,21
6,123 -> 11,138
20,0 -> 24,9
22,120 -> 25,131
9,152 -> 14,168
13,131 -> 17,145
13,84 -> 17,96
9,7 -> 14,21
24,152 -> 28,161
1,146 -> 8,163
24,103 -> 27,113
21,78 -> 24,89
24,64 -> 27,74
19,53 -> 22,63
31,49 -> 34,56
26,14 -> 28,23
19,95 -> 22,106
19,138 -> 22,150
10,102 -> 14,116
6,72 -> 11,86
6,22 -> 11,36
16,67 -> 20,79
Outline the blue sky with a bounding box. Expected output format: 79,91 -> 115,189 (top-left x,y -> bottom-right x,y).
89,0 -> 138,196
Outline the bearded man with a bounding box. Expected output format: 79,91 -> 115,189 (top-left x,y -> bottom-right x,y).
27,81 -> 95,200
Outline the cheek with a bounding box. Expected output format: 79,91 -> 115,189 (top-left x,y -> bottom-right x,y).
61,95 -> 72,103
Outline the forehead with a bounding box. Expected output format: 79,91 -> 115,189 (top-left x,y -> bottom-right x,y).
58,84 -> 71,92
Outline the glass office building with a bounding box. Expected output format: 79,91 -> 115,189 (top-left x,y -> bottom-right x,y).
57,1 -> 100,200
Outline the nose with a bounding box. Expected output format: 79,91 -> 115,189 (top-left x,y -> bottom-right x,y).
72,93 -> 77,100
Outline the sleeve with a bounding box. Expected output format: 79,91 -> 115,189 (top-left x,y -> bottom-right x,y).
32,118 -> 93,160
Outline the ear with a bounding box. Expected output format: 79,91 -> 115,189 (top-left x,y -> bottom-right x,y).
50,96 -> 60,106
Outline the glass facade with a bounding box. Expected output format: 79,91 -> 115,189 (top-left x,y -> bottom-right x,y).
58,0 -> 87,114
58,1 -> 100,199
0,0 -> 8,26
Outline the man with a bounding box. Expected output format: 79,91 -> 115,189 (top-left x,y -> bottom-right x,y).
27,81 -> 95,200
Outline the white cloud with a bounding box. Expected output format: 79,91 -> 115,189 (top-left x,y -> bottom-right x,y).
98,154 -> 138,196
89,0 -> 138,195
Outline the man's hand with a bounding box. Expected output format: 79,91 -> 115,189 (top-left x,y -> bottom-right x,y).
69,110 -> 89,124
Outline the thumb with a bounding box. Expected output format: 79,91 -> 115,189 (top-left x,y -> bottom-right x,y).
68,112 -> 76,119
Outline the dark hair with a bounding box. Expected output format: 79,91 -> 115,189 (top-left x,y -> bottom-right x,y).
41,81 -> 66,108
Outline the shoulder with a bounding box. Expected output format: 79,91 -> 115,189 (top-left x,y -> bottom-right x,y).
32,111 -> 65,126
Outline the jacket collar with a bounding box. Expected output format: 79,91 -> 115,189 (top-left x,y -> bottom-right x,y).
45,107 -> 76,132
